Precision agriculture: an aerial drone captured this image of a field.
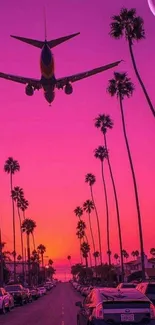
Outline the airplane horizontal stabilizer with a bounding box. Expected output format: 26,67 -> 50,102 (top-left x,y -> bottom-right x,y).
10,35 -> 45,48
10,32 -> 80,49
47,32 -> 80,48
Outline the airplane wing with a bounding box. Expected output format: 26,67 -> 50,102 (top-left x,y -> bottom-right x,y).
56,60 -> 122,88
0,72 -> 41,89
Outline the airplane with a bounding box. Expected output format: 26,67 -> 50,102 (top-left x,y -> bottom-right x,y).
0,32 -> 122,105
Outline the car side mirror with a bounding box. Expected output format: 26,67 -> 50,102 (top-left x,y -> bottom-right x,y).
75,301 -> 82,308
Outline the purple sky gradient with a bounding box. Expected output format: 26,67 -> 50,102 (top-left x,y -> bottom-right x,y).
0,0 -> 155,265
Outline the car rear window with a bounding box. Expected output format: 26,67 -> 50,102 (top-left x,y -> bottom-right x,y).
147,284 -> 155,294
122,284 -> 136,288
5,285 -> 22,291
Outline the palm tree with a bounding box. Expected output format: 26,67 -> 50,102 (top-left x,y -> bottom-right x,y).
12,186 -> 25,276
107,71 -> 145,280
21,218 -> 36,285
85,173 -> 102,265
150,248 -> 155,257
135,250 -> 139,258
110,8 -> 155,118
4,157 -> 20,280
83,200 -> 96,266
37,244 -> 46,267
94,146 -> 111,265
67,255 -> 71,266
114,253 -> 119,264
74,206 -> 83,263
94,114 -> 124,280
81,242 -> 90,267
20,198 -> 29,219
76,220 -> 92,267
74,206 -> 83,219
93,251 -> 100,265
131,251 -> 136,259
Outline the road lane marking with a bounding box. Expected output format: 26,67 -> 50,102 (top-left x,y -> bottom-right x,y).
62,321 -> 65,325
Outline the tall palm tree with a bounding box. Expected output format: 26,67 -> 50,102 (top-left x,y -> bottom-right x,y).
93,251 -> 100,265
94,146 -> 111,265
114,253 -> 119,264
74,206 -> 83,219
74,206 -> 83,263
107,71 -> 145,280
76,220 -> 92,267
85,173 -> 102,265
12,186 -> 25,277
135,250 -> 139,258
21,218 -> 36,285
94,114 -> 124,280
37,244 -> 46,267
81,242 -> 90,267
131,251 -> 136,260
83,200 -> 96,266
110,8 -> 155,118
4,157 -> 20,280
20,198 -> 29,219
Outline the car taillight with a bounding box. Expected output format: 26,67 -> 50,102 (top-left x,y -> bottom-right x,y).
150,303 -> 155,319
95,303 -> 104,319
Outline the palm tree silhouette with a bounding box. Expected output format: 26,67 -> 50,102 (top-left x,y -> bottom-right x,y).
12,186 -> 25,277
76,219 -> 92,267
81,242 -> 90,267
37,244 -> 46,267
4,157 -> 20,280
110,8 -> 155,118
20,198 -> 29,219
150,248 -> 155,257
21,218 -> 36,285
107,71 -> 145,280
94,146 -> 111,265
85,173 -> 102,265
83,199 -> 96,266
67,255 -> 72,266
74,206 -> 83,263
93,251 -> 100,265
131,251 -> 136,260
114,253 -> 119,264
94,114 -> 124,279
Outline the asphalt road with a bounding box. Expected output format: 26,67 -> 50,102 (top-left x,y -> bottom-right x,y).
0,283 -> 82,325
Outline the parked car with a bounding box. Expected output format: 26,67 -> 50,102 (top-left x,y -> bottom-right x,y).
24,288 -> 33,303
0,288 -> 14,314
75,287 -> 155,325
5,284 -> 27,306
28,287 -> 39,300
37,286 -> 46,296
137,282 -> 155,305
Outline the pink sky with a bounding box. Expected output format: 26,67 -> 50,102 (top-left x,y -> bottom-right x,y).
0,0 -> 155,267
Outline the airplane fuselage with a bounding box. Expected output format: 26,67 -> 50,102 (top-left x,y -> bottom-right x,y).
40,43 -> 55,104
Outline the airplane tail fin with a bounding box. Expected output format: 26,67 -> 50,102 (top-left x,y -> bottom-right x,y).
10,32 -> 80,49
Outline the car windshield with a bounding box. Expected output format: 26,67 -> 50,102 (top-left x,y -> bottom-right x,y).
122,284 -> 136,288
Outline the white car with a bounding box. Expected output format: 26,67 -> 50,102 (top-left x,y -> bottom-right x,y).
0,288 -> 13,314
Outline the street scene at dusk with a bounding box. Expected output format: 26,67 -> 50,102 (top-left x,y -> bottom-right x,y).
0,0 -> 155,324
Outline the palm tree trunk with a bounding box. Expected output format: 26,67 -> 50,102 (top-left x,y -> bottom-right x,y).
128,40 -> 155,118
31,233 -> 35,250
90,186 -> 102,265
88,212 -> 96,267
27,234 -> 31,286
79,238 -> 83,264
10,173 -> 16,281
85,256 -> 88,268
84,233 -> 92,267
101,161 -> 111,265
41,254 -> 44,267
119,96 -> 145,280
104,133 -> 124,280
17,206 -> 24,280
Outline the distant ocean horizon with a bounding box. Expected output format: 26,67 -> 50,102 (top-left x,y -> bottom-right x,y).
54,263 -> 72,282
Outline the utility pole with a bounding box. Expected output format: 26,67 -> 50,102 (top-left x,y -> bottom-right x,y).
0,229 -> 3,287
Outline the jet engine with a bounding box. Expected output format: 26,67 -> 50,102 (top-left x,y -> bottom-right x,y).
25,84 -> 34,96
64,83 -> 73,95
